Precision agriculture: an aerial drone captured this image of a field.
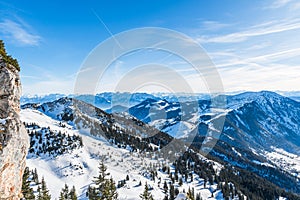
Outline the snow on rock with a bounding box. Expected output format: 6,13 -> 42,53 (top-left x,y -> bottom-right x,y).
175,193 -> 186,200
0,118 -> 6,125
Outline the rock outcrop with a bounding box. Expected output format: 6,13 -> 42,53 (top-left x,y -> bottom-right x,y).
0,55 -> 29,199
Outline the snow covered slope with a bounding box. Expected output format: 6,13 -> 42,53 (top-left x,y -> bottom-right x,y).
124,91 -> 300,194
20,96 -> 300,199
21,108 -> 226,199
128,91 -> 300,154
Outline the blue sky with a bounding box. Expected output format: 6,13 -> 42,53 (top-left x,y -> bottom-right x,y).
0,0 -> 300,94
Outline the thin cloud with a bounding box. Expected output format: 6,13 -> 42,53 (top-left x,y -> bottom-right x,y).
21,75 -> 43,80
0,19 -> 41,46
248,48 -> 300,62
219,63 -> 300,92
214,47 -> 300,70
289,1 -> 300,10
267,0 -> 293,9
67,67 -> 96,79
244,42 -> 271,51
200,20 -> 231,31
197,19 -> 300,43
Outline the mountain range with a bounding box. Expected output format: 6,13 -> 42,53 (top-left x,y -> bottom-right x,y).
20,91 -> 300,199
127,91 -> 300,193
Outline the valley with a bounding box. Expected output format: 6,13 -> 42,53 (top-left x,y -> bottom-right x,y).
20,91 -> 300,199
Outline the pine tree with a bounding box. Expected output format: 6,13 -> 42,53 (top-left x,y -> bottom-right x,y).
59,184 -> 77,200
69,186 -> 78,200
94,160 -> 110,193
104,177 -> 118,200
36,186 -> 42,200
79,137 -> 83,147
169,184 -> 175,200
190,173 -> 193,182
179,177 -> 183,186
174,172 -> 178,182
21,167 -> 35,200
33,168 -> 39,183
139,182 -> 154,200
0,40 -> 20,70
163,181 -> 168,194
89,160 -> 118,200
59,184 -> 69,200
187,187 -> 195,200
41,177 -> 51,200
175,188 -> 179,196
196,193 -> 201,200
87,186 -> 98,200
185,172 -> 188,182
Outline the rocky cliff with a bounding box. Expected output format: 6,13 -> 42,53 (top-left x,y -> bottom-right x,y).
0,54 -> 29,199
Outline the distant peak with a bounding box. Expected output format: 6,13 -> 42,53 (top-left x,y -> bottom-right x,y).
233,90 -> 283,100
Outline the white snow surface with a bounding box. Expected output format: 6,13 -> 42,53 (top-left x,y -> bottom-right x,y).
0,118 -> 7,130
161,121 -> 196,138
265,147 -> 300,179
21,108 -> 224,200
0,118 -> 6,125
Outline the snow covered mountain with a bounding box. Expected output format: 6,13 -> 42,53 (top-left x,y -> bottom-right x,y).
21,98 -> 226,199
128,98 -> 205,138
21,93 -> 67,105
127,91 -> 300,153
20,94 -> 300,199
123,91 -> 300,194
222,91 -> 300,152
21,92 -> 160,111
278,91 -> 300,102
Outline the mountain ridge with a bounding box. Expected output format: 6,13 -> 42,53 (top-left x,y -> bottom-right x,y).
21,94 -> 300,198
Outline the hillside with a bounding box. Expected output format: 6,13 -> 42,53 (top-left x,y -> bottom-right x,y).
125,91 -> 300,194
20,97 -> 300,199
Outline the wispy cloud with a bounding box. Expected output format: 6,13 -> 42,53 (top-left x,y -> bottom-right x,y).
289,1 -> 300,10
248,48 -> 300,62
21,62 -> 75,95
219,62 -> 300,92
0,19 -> 41,46
267,0 -> 293,9
212,47 -> 300,70
21,75 -> 43,80
264,0 -> 300,14
197,18 -> 300,43
67,67 -> 96,79
200,20 -> 231,31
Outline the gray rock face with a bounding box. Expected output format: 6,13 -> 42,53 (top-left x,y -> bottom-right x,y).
0,59 -> 29,199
